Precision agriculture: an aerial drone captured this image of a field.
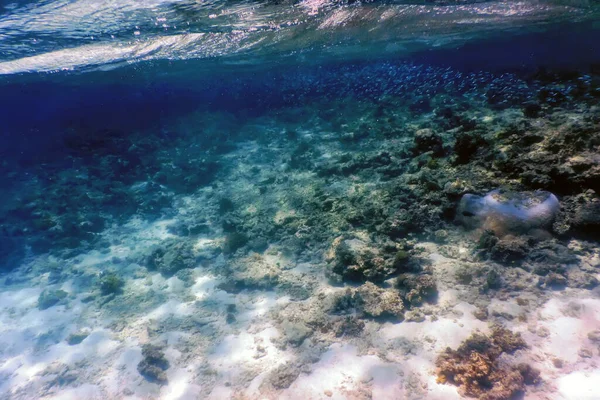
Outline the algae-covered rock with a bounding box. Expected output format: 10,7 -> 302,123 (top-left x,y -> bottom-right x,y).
264,362 -> 302,389
495,118 -> 600,196
559,191 -> 600,238
281,320 -> 313,347
329,283 -> 404,321
217,254 -> 280,293
98,271 -> 124,295
454,130 -> 489,164
377,210 -> 412,238
66,331 -> 90,345
218,197 -> 235,215
137,344 -> 169,385
397,274 -> 438,306
587,330 -> 600,342
328,237 -> 394,283
413,128 -> 444,156
392,250 -> 411,271
223,231 -> 249,254
355,282 -> 404,320
528,241 -> 577,267
167,220 -> 210,237
248,236 -> 268,253
566,269 -> 599,289
333,316 -> 365,337
146,239 -> 197,277
544,272 -> 568,289
476,230 -> 531,265
38,289 -> 68,310
485,269 -> 503,290
489,236 -> 530,264
522,102 -> 542,118
478,229 -> 500,251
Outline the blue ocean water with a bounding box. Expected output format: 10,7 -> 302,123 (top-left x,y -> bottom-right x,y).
1,1 -> 600,399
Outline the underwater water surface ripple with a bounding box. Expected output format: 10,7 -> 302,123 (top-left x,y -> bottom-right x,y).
1,0 -> 599,74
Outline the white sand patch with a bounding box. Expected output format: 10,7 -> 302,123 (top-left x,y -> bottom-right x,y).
209,327 -> 282,371
0,324 -> 119,396
60,279 -> 79,294
282,343 -> 399,399
162,331 -> 191,347
236,291 -> 288,323
21,328 -> 118,369
291,262 -> 314,274
139,299 -> 195,323
160,366 -> 203,400
138,273 -> 184,295
435,288 -> 461,307
558,370 -> 600,399
0,288 -> 80,358
115,342 -> 143,373
102,331 -> 203,400
535,296 -> 600,364
76,329 -> 120,358
190,274 -> 219,300
281,343 -> 459,399
488,298 -> 524,319
209,326 -> 286,396
375,301 -> 487,398
45,383 -> 104,400
72,249 -> 115,268
207,288 -> 235,306
0,286 -> 42,312
0,286 -> 81,395
207,386 -> 233,400
166,276 -> 187,294
380,301 -> 488,351
98,342 -> 143,398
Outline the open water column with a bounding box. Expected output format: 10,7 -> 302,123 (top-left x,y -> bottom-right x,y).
1,1 -> 600,399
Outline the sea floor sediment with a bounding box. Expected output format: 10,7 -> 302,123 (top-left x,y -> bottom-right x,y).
1,63 -> 599,399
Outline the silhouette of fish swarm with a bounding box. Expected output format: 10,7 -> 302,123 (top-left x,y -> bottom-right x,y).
435,326 -> 540,400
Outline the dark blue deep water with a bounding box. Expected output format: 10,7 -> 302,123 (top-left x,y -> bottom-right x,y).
1,2 -> 599,167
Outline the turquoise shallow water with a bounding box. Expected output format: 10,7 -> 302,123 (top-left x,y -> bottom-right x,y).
1,1 -> 600,400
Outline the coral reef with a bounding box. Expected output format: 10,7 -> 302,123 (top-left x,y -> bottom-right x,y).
436,326 -> 538,400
